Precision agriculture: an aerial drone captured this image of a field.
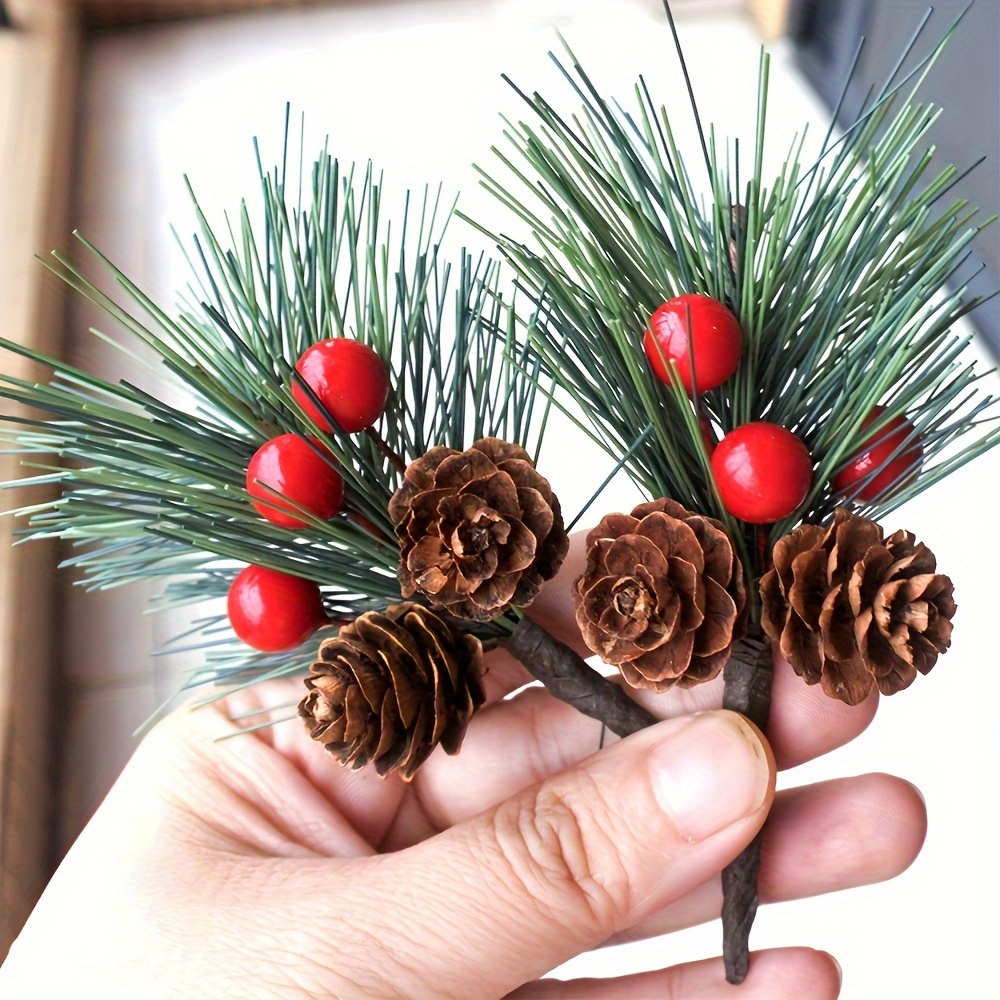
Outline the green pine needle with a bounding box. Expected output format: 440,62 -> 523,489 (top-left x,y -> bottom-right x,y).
467,14 -> 999,597
0,119 -> 548,695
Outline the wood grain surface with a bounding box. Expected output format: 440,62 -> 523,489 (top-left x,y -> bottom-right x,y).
0,0 -> 81,960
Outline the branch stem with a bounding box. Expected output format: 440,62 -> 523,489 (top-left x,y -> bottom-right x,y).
720,628 -> 774,986
365,427 -> 407,475
504,616 -> 656,737
504,615 -> 773,987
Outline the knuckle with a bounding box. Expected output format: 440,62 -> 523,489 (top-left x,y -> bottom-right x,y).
489,774 -> 631,937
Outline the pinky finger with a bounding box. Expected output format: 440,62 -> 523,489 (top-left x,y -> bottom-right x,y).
508,947 -> 842,999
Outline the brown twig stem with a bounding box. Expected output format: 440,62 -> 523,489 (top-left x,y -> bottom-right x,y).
504,616 -> 656,737
365,427 -> 408,475
503,615 -> 773,987
720,627 -> 774,985
346,509 -> 393,543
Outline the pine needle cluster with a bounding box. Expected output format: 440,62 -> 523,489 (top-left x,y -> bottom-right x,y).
0,118 -> 548,698
469,8 -> 998,586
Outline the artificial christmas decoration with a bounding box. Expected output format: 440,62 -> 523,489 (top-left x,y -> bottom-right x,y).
0,0 -> 997,989
833,406 -> 923,502
389,437 -> 568,621
643,293 -> 743,394
292,337 -> 390,433
712,423 -> 813,523
300,603 -> 485,780
474,2 -> 998,981
228,565 -> 328,652
0,143 -> 596,767
574,498 -> 746,691
760,508 -> 955,705
246,434 -> 345,528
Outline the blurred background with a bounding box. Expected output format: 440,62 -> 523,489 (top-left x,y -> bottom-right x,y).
1,0 -> 998,994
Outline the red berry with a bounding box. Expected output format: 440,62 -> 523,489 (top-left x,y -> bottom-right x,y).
833,406 -> 922,501
247,434 -> 344,529
712,422 -> 812,523
643,294 -> 742,394
227,565 -> 327,652
292,338 -> 389,433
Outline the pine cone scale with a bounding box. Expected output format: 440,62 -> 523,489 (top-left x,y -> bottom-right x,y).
496,518 -> 538,572
849,546 -> 895,614
855,609 -> 901,673
602,533 -> 663,577
760,569 -> 786,640
779,614 -> 824,683
477,573 -> 521,613
628,630 -> 696,682
391,438 -> 567,621
773,524 -> 826,576
761,508 -> 956,703
669,558 -> 706,631
435,449 -> 496,488
830,516 -> 883,573
515,486 -> 556,536
819,653 -> 872,705
575,499 -> 747,692
635,513 -> 706,573
694,578 -> 739,656
818,583 -> 857,662
787,549 -> 828,629
351,658 -> 391,717
687,515 -> 734,585
299,603 -> 485,780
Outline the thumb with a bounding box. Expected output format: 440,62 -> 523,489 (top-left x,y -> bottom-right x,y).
301,709 -> 774,1000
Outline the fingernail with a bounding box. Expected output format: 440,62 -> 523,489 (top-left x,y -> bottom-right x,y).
648,711 -> 771,842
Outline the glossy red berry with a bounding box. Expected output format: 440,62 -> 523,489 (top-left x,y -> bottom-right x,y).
712,422 -> 812,523
227,565 -> 327,652
292,338 -> 389,433
247,434 -> 344,529
643,294 -> 743,394
833,406 -> 922,502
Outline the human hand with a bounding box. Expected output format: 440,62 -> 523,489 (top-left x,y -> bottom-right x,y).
0,535 -> 926,999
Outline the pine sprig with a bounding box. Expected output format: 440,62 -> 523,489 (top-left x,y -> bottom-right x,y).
468,17 -> 1000,575
0,124 -> 548,694
463,12 -> 999,981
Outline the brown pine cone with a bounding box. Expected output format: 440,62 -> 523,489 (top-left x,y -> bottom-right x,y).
298,602 -> 485,780
388,437 -> 569,622
760,508 -> 956,705
574,498 -> 747,692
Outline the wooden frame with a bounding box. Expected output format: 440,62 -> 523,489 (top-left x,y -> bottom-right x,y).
0,0 -> 81,959
0,0 -> 313,959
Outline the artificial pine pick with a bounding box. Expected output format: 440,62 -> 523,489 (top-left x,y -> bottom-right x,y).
0,114 -> 652,774
0,2 -> 995,989
469,1 -> 999,983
